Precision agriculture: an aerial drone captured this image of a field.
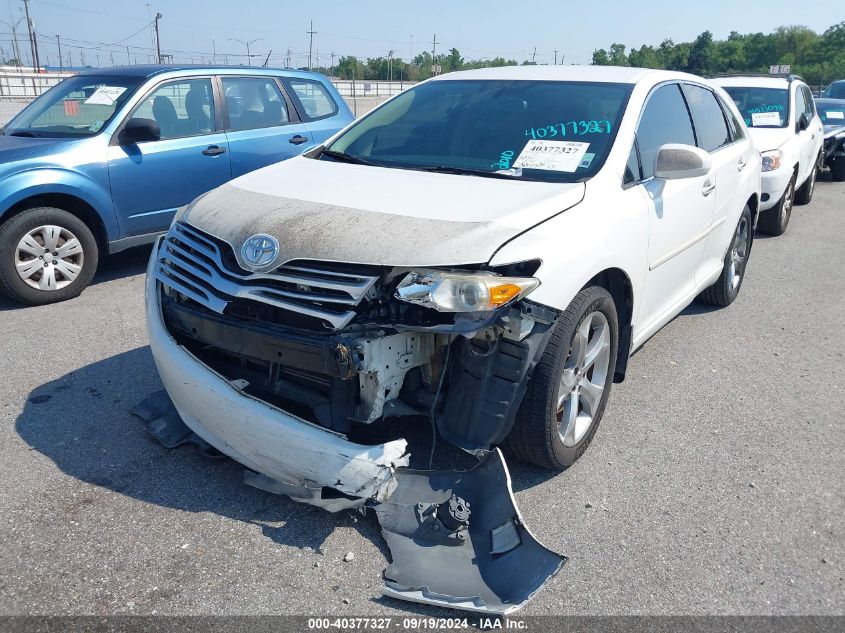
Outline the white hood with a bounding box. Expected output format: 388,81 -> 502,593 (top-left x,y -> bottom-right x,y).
746,126 -> 792,152
180,155 -> 586,267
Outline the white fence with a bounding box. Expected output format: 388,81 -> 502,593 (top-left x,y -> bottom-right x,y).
0,68 -> 75,98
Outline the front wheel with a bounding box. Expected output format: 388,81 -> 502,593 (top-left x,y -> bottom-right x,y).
698,204 -> 752,307
0,207 -> 99,305
756,174 -> 795,236
504,286 -> 618,470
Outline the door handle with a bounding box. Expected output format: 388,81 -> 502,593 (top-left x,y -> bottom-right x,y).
289,135 -> 309,145
702,179 -> 716,196
202,145 -> 227,156
737,158 -> 747,172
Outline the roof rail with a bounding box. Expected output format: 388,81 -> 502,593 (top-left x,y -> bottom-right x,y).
707,72 -> 804,82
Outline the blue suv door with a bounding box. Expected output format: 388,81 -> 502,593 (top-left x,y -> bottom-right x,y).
106,76 -> 232,236
219,75 -> 315,178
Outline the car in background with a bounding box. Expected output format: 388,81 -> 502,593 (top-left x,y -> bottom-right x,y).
815,98 -> 845,181
714,74 -> 823,236
823,80 -> 845,99
0,65 -> 353,305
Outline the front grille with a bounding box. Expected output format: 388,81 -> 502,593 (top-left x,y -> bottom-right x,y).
154,222 -> 380,329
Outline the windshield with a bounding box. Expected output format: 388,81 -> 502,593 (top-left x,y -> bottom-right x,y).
324,79 -> 633,183
816,101 -> 845,127
4,75 -> 142,137
825,83 -> 845,99
722,86 -> 789,129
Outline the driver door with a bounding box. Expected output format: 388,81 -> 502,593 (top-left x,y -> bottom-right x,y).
106,77 -> 232,237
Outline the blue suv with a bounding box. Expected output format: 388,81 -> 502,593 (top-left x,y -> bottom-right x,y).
0,65 -> 353,305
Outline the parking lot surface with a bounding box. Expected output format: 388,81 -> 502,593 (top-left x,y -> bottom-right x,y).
0,180 -> 842,616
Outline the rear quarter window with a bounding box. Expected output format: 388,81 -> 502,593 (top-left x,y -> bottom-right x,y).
287,79 -> 338,120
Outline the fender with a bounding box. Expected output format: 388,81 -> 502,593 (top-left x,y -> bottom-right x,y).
0,167 -> 119,241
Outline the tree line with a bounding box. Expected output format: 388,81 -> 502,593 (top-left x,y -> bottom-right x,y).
328,22 -> 844,87
592,22 -> 845,87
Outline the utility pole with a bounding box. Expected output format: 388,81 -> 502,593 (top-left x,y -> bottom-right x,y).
22,0 -> 39,69
212,37 -> 216,64
431,34 -> 437,75
154,12 -> 163,64
554,50 -> 558,65
126,45 -> 131,64
330,51 -> 335,76
286,48 -> 291,68
56,34 -> 62,71
110,51 -> 114,67
307,21 -> 316,70
262,50 -> 271,67
387,50 -> 394,82
531,47 -> 537,64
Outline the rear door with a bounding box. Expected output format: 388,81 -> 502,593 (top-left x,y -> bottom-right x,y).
220,75 -> 314,178
681,83 -> 752,280
107,76 -> 231,236
634,82 -> 716,332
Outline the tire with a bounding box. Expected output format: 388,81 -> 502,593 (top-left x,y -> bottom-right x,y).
794,153 -> 820,205
833,157 -> 845,182
503,286 -> 618,470
698,204 -> 752,307
756,173 -> 795,236
0,207 -> 99,305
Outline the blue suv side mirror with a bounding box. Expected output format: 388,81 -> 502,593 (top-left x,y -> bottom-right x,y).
119,118 -> 161,144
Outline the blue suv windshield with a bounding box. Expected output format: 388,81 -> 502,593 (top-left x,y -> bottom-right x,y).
4,75 -> 142,138
325,80 -> 633,183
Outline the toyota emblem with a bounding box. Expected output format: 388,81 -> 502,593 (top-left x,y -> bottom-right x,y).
240,234 -> 280,271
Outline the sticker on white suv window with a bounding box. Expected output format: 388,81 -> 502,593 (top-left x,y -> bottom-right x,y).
84,86 -> 127,106
513,140 -> 590,172
751,111 -> 781,126
826,111 -> 844,120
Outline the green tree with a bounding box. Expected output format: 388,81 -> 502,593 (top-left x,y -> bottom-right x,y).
592,48 -> 611,65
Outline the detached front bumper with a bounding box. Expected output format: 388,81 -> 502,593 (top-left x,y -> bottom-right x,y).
145,241 -> 409,505
760,167 -> 794,211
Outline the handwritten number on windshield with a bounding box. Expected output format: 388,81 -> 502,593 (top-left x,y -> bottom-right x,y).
525,120 -> 611,139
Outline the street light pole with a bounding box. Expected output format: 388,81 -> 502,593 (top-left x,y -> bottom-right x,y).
230,38 -> 261,66
307,21 -> 317,70
154,12 -> 163,64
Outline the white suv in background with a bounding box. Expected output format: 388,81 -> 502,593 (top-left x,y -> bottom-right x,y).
714,75 -> 824,235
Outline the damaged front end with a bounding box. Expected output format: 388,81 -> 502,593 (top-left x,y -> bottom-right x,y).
143,223 -> 564,613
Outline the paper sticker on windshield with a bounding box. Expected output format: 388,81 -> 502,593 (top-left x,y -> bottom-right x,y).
579,153 -> 596,169
513,140 -> 590,172
84,86 -> 127,106
751,111 -> 781,126
827,111 -> 845,120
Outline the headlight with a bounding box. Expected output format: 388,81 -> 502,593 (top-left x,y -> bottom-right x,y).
395,270 -> 539,312
761,149 -> 783,172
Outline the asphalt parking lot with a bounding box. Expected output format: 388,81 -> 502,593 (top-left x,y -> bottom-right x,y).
0,179 -> 842,617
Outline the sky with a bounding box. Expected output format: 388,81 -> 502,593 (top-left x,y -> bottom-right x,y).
1,0 -> 842,69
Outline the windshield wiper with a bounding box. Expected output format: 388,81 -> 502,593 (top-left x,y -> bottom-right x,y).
320,149 -> 378,166
6,130 -> 43,137
421,166 -> 521,179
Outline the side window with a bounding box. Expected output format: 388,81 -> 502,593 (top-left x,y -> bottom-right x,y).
222,77 -> 290,131
681,84 -> 731,152
624,141 -> 641,185
287,79 -> 338,120
801,86 -> 815,117
718,96 -> 745,142
635,83 -> 696,180
794,87 -> 807,123
133,78 -> 214,140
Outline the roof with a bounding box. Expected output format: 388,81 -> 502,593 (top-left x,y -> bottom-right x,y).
432,64 -> 702,85
77,64 -> 323,80
711,76 -> 797,89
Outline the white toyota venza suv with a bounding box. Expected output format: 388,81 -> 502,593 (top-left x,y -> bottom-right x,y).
144,65 -> 761,611
714,74 -> 824,235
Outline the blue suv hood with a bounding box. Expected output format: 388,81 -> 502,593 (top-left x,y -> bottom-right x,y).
0,135 -> 82,163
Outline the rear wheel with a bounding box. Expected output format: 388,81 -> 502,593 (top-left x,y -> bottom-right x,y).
832,157 -> 845,182
756,174 -> 795,236
699,204 -> 752,307
795,153 -> 820,205
504,286 -> 618,470
0,207 -> 98,305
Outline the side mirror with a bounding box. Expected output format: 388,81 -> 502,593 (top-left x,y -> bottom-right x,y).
654,143 -> 712,180
797,112 -> 810,131
119,117 -> 160,144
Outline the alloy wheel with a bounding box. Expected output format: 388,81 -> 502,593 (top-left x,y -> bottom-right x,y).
728,215 -> 749,292
15,225 -> 85,291
782,180 -> 794,224
557,311 -> 611,447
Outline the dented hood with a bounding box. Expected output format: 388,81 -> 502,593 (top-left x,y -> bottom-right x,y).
179,155 -> 585,267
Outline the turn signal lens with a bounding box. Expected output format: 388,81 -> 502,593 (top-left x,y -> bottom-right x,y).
761,149 -> 783,172
396,270 -> 539,312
